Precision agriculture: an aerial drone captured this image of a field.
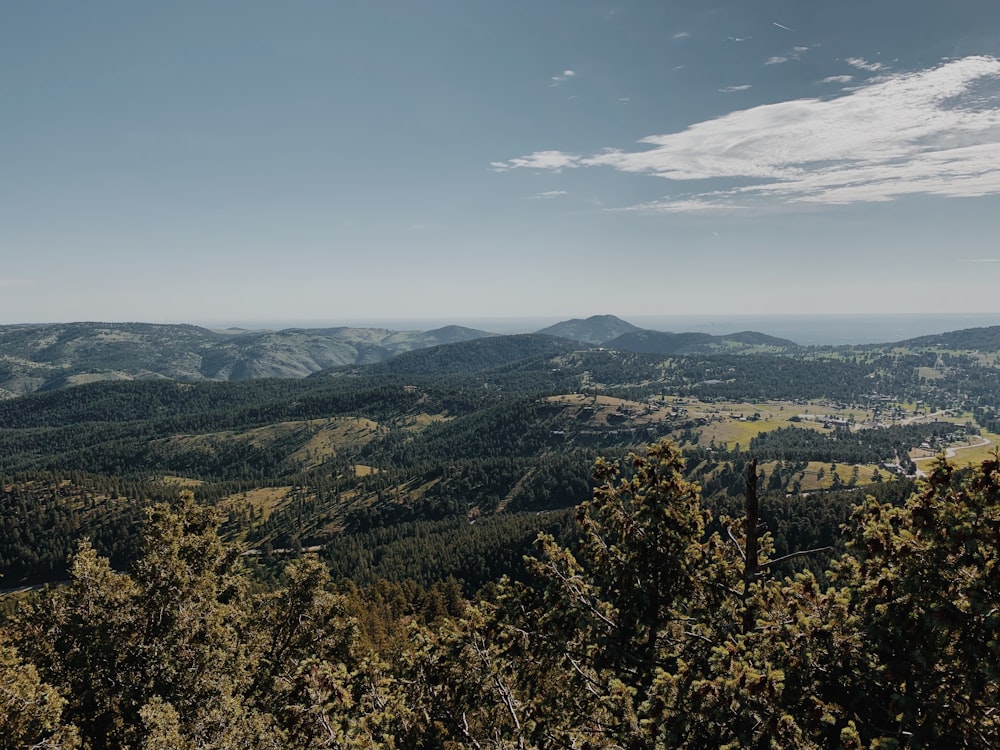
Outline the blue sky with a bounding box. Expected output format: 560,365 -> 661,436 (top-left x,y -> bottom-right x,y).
4,0 -> 1000,325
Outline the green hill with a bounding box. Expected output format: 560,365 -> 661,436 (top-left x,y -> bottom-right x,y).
894,325 -> 1000,351
536,314 -> 642,344
602,328 -> 798,354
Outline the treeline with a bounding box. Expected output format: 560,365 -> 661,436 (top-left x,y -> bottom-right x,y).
749,421 -> 972,464
2,443 -> 995,749
674,354 -> 912,403
0,377 -> 489,432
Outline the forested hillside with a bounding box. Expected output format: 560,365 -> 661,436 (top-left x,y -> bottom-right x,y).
602,328 -> 798,354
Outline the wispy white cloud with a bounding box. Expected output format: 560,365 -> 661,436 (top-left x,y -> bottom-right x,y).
846,57 -> 885,72
490,150 -> 580,172
550,69 -> 576,85
492,57 -> 1000,211
530,190 -> 568,199
766,46 -> 810,67
719,84 -> 752,92
823,74 -> 854,84
618,97 -> 631,103
727,36 -> 751,43
773,22 -> 794,32
673,31 -> 690,39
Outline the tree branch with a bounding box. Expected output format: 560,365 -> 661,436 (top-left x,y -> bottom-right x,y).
759,547 -> 832,569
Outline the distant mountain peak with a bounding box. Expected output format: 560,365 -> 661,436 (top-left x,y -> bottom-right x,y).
536,315 -> 641,344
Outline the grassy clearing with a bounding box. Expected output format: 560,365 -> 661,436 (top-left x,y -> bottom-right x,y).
157,418 -> 387,470
694,412 -> 829,451
792,461 -> 886,491
545,394 -> 642,408
697,459 -> 886,492
660,396 -> 873,420
161,475 -> 205,488
225,486 -> 295,522
697,419 -> 790,449
546,393 -> 588,404
400,413 -> 452,431
288,417 -> 384,468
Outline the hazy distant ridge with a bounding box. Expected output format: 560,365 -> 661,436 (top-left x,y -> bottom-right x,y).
889,325 -> 1000,350
6,316 -> 991,399
535,314 -> 641,344
0,321 -> 495,398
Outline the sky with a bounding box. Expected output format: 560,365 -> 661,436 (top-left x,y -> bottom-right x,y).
4,0 -> 1000,326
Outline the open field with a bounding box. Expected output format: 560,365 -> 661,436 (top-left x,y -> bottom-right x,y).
653,397 -> 870,451
695,418 -> 818,450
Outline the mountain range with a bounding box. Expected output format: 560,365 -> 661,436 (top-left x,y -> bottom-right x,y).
0,321 -> 493,398
6,314 -> 996,399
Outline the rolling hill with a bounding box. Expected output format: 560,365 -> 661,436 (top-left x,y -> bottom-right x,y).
891,325 -> 1000,351
0,322 -> 496,397
602,328 -> 798,354
535,314 -> 642,344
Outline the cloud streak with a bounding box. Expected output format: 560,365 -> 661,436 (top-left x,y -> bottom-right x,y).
490,150 -> 579,172
550,69 -> 576,86
767,46 -> 808,66
846,57 -> 885,72
492,57 -> 1000,211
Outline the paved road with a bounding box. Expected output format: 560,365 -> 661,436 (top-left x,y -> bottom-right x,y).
912,435 -> 993,477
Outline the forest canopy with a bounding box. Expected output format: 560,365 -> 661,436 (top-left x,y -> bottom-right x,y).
2,440 -> 997,749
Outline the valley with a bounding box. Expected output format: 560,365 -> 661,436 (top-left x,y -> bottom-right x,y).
3,314 -> 1000,591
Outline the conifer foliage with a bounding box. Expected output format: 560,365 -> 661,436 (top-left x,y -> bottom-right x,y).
1,442 -> 997,749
